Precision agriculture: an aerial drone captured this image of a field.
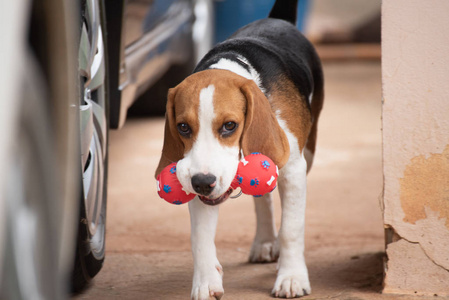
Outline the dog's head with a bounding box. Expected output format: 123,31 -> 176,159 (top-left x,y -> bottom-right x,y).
155,69 -> 289,205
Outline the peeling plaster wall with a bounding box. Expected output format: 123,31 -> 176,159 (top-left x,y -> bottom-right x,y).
382,0 -> 449,296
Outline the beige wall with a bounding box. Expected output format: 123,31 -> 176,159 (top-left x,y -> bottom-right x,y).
382,0 -> 449,296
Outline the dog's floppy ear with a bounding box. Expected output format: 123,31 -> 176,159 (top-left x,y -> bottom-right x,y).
155,87 -> 184,178
240,81 -> 290,169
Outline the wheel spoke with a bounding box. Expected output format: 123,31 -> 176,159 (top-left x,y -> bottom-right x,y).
78,0 -> 107,263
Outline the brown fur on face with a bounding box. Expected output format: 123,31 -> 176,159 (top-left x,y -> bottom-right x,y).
240,80 -> 290,168
155,69 -> 291,177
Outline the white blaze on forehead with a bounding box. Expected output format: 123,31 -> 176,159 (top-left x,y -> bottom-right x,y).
194,84 -> 217,174
198,84 -> 216,134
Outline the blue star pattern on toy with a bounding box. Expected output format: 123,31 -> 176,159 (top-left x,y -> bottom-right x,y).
169,166 -> 176,174
261,160 -> 270,169
250,178 -> 259,187
172,200 -> 182,205
163,185 -> 172,193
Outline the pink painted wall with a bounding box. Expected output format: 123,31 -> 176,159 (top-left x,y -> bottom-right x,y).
382,0 -> 449,296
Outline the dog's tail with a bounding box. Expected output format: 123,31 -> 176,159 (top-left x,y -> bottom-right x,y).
268,0 -> 298,25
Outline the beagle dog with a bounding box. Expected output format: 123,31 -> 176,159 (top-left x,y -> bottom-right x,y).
156,0 -> 323,298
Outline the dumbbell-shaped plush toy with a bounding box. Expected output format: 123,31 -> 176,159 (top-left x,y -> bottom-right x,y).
157,153 -> 278,205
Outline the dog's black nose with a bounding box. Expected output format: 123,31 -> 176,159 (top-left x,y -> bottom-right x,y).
191,173 -> 216,196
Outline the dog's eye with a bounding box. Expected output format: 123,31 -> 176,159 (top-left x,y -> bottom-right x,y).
177,123 -> 191,137
221,121 -> 237,136
224,121 -> 236,131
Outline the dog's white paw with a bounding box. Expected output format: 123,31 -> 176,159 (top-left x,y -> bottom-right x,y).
249,239 -> 279,263
271,271 -> 311,298
191,265 -> 224,300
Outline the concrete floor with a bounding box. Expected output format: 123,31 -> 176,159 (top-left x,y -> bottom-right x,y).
73,61 -> 437,300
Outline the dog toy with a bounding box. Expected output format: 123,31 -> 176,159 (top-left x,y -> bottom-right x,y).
156,163 -> 196,205
231,153 -> 278,197
157,153 -> 278,204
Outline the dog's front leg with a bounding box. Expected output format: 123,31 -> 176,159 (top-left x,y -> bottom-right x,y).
189,197 -> 224,300
272,150 -> 310,298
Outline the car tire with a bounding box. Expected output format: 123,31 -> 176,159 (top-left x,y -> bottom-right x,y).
0,0 -> 80,298
71,172 -> 107,293
71,0 -> 109,293
1,53 -> 66,300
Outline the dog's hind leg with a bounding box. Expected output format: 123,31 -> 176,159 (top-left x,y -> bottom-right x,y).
249,193 -> 279,263
189,197 -> 224,300
305,77 -> 324,174
304,146 -> 315,174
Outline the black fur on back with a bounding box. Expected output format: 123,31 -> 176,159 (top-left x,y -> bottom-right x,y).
195,18 -> 323,111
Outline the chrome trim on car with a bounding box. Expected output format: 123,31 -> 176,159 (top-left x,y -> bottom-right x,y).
122,3 -> 192,79
116,1 -> 193,128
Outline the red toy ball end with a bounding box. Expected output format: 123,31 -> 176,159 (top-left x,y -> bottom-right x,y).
233,153 -> 278,197
156,162 -> 195,205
